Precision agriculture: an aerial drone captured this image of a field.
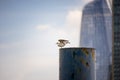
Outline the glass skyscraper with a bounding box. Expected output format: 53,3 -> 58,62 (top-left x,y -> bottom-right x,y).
113,0 -> 120,80
80,0 -> 112,80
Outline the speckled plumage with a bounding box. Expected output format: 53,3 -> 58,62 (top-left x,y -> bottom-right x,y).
56,39 -> 70,48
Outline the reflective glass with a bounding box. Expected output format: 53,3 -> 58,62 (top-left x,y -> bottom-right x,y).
113,0 -> 120,79
80,0 -> 112,80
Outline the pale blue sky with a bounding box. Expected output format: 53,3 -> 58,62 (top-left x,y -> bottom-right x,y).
0,0 -> 91,80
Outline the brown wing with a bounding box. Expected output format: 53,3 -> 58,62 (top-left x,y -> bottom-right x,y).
58,39 -> 67,42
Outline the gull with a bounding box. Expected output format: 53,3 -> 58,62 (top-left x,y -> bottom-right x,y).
56,39 -> 70,48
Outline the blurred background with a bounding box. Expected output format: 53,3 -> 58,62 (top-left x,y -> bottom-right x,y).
0,0 -> 111,80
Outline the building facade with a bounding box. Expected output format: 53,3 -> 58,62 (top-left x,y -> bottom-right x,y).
80,0 -> 112,80
59,48 -> 95,80
113,0 -> 120,80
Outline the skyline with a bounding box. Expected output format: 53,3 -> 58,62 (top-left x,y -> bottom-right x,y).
0,0 -> 112,80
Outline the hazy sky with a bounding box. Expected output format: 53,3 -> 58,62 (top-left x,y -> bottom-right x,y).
0,0 -> 92,80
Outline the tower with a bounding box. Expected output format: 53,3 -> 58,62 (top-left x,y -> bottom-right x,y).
112,0 -> 120,80
80,0 -> 112,80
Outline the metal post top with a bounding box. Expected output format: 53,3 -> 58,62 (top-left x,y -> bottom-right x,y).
60,47 -> 95,50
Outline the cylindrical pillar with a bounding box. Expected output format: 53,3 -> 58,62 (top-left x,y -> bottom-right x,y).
59,47 -> 95,80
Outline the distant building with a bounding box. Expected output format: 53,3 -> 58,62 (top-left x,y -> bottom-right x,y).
112,0 -> 120,80
80,0 -> 112,80
59,48 -> 95,80
107,0 -> 112,11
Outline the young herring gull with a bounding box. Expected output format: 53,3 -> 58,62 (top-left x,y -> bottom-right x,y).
56,39 -> 70,48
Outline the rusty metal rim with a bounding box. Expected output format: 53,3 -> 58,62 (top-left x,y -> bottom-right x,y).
60,47 -> 95,50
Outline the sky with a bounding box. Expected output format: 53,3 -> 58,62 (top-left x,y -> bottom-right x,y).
0,0 -> 93,80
